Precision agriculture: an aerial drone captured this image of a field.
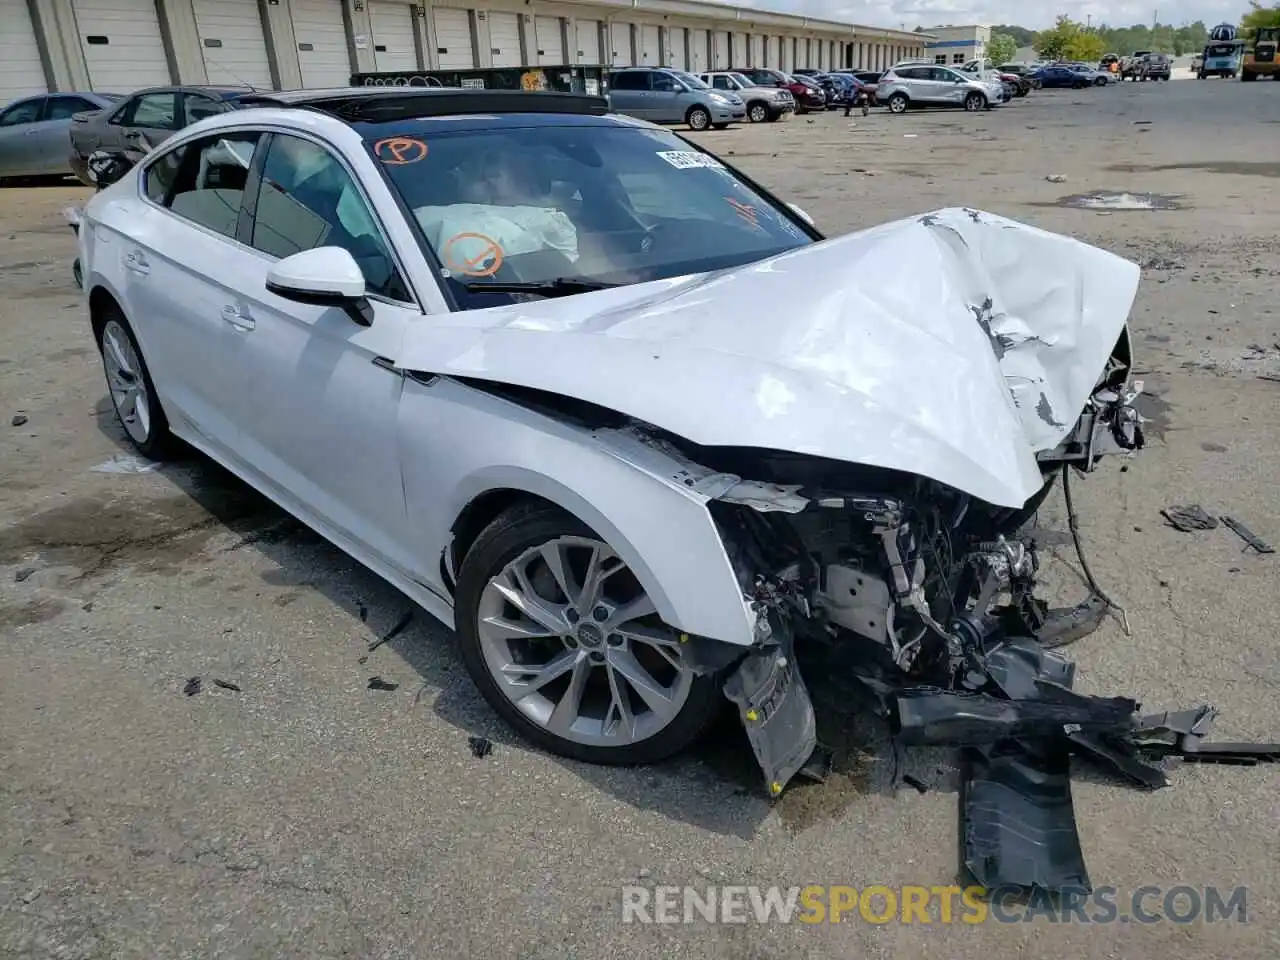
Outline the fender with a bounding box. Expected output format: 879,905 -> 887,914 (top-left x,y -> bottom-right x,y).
397,376 -> 760,646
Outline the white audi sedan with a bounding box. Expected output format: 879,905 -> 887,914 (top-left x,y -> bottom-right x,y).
79,88 -> 1144,795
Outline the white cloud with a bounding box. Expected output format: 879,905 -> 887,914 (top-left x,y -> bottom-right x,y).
751,0 -> 1252,32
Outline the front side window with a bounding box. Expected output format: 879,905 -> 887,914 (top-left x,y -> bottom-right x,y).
375,123 -> 814,310
45,97 -> 97,120
652,72 -> 680,92
163,132 -> 260,238
117,92 -> 179,129
250,134 -> 407,302
0,99 -> 42,126
143,144 -> 187,204
184,94 -> 230,124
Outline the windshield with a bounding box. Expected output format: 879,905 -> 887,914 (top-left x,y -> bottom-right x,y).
728,72 -> 754,88
374,123 -> 814,308
672,70 -> 708,89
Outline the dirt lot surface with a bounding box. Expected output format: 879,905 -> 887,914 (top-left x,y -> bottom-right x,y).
3,79 -> 1279,959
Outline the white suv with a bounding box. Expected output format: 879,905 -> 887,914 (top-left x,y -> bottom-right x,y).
878,64 -> 1003,114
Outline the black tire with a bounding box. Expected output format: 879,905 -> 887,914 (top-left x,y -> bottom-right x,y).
1094,76 -> 1106,86
963,91 -> 985,112
92,301 -> 177,460
887,92 -> 909,114
1015,87 -> 1028,98
747,101 -> 769,123
454,502 -> 724,766
686,105 -> 711,131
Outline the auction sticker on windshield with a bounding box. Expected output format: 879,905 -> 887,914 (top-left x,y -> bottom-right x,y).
656,151 -> 725,170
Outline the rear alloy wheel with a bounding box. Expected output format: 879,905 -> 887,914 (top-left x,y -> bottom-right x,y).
686,105 -> 711,131
748,101 -> 769,122
964,91 -> 985,112
887,92 -> 909,113
456,504 -> 722,765
95,309 -> 175,460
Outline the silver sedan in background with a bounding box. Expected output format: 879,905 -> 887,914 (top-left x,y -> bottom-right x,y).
0,92 -> 121,180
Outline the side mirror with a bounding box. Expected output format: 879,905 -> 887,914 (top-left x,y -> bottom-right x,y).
266,247 -> 372,326
787,203 -> 815,226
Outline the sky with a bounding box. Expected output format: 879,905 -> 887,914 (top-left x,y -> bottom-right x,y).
758,0 -> 1253,31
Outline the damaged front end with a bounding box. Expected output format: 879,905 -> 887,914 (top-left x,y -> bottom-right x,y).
656,328 -> 1276,895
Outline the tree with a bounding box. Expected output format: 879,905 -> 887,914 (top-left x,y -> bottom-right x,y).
1065,31 -> 1106,61
1033,15 -> 1081,60
1241,2 -> 1280,41
988,32 -> 1018,64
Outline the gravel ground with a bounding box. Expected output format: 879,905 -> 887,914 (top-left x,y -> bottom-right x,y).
2,77 -> 1279,959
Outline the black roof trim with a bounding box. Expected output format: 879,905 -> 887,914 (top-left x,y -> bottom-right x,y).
235,88 -> 610,123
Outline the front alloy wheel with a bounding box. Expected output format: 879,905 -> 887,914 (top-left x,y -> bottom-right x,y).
687,105 -> 711,130
748,102 -> 769,122
456,505 -> 721,764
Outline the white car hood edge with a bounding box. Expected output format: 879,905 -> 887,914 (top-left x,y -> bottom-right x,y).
394,208 -> 1140,509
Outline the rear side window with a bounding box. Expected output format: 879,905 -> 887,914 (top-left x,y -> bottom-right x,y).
611,71 -> 650,91
165,132 -> 262,238
184,94 -> 229,123
116,92 -> 179,129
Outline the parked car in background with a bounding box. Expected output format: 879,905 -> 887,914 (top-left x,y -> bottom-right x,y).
1144,53 -> 1172,81
0,92 -> 121,180
68,85 -> 253,186
699,71 -> 794,122
1120,52 -> 1151,80
1059,61 -> 1112,85
735,68 -> 826,112
1032,65 -> 1094,89
878,65 -> 1003,113
823,73 -> 862,110
999,63 -> 1043,89
608,68 -> 745,130
850,70 -> 884,102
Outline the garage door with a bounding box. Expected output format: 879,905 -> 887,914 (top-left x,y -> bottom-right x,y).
667,26 -> 686,69
688,28 -> 707,72
574,18 -> 600,64
73,0 -> 171,92
750,34 -> 764,67
369,2 -> 417,71
608,22 -> 631,66
292,0 -> 351,87
434,8 -> 474,68
0,0 -> 48,102
534,16 -> 562,64
636,24 -> 658,65
192,0 -> 272,88
731,32 -> 746,66
712,31 -> 728,69
486,11 -> 520,67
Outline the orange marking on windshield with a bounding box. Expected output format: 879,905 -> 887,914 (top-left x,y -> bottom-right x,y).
443,232 -> 505,277
373,137 -> 428,165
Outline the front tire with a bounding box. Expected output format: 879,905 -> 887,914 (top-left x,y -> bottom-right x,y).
964,91 -> 985,112
686,105 -> 711,131
454,503 -> 723,766
93,305 -> 176,460
747,101 -> 769,123
887,92 -> 909,113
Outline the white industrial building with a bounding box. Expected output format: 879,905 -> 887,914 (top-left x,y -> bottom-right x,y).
924,24 -> 989,66
2,0 -> 930,102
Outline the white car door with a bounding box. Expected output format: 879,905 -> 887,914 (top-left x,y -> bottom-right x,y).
125,130 -> 265,457
228,131 -> 421,579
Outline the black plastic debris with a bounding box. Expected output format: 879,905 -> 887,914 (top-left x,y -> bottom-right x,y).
367,676 -> 398,691
14,566 -> 35,583
1221,516 -> 1274,555
11,414 -> 28,427
468,735 -> 493,758
901,774 -> 929,793
183,677 -> 202,696
367,610 -> 413,653
212,679 -> 241,692
962,738 -> 1092,893
1161,504 -> 1218,532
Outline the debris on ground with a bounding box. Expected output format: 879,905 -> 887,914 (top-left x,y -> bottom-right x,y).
468,736 -> 494,758
1221,516 -> 1274,554
10,413 -> 28,427
91,454 -> 163,474
14,566 -> 35,582
1161,504 -> 1219,532
901,773 -> 928,793
1141,256 -> 1183,270
367,610 -> 413,653
1045,174 -> 1067,183
183,677 -> 202,696
212,679 -> 242,692
367,676 -> 399,691
19,888 -> 42,904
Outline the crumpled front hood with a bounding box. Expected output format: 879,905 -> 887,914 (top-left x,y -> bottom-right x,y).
394,208 -> 1140,508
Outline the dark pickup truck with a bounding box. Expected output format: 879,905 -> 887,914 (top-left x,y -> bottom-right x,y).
1144,53 -> 1172,81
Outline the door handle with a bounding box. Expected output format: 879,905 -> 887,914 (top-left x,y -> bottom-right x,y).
124,250 -> 150,276
220,304 -> 255,331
